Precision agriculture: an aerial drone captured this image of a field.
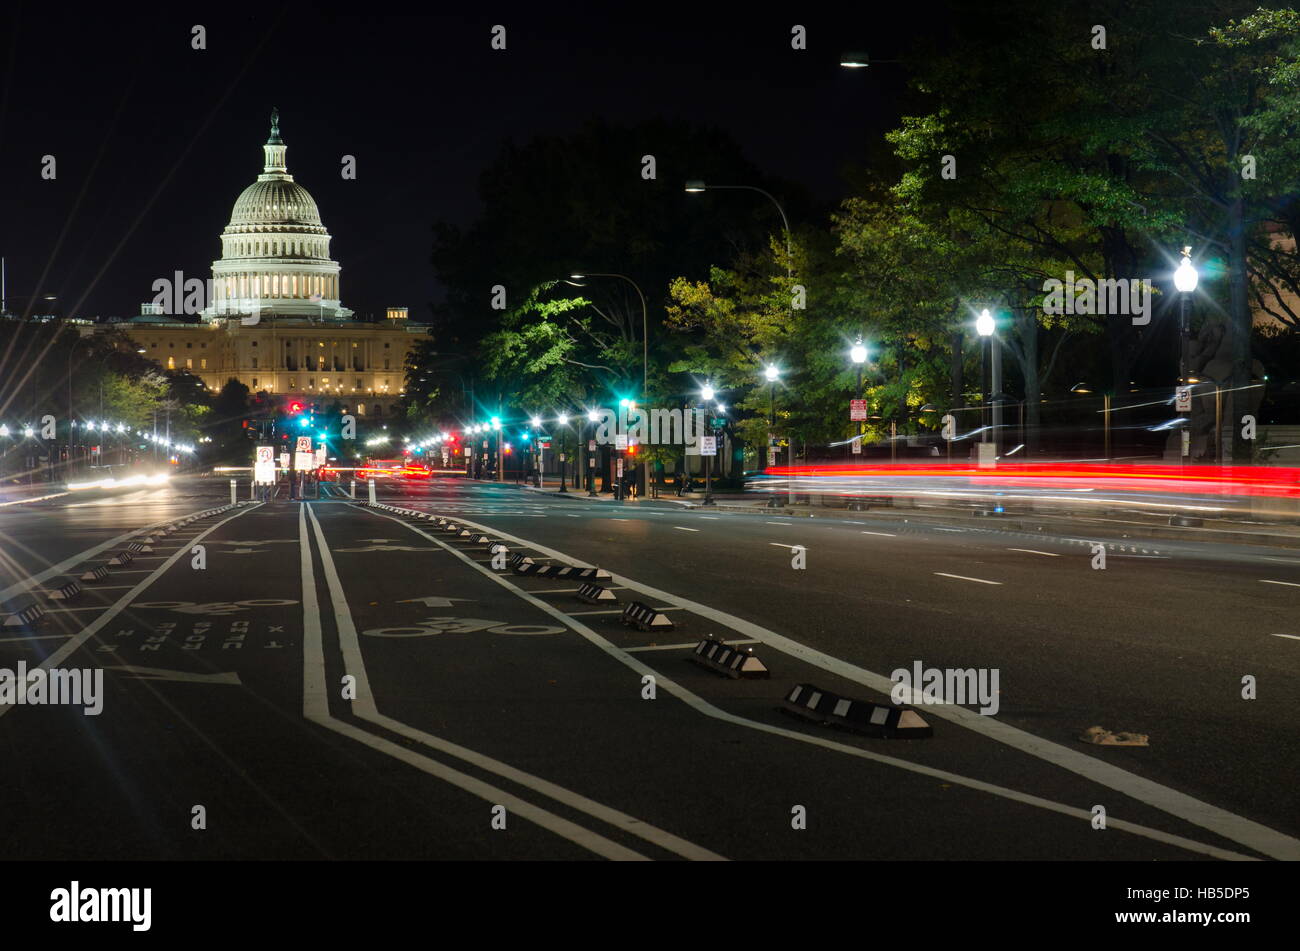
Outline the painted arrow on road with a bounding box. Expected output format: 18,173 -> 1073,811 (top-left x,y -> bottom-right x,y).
396,596 -> 474,608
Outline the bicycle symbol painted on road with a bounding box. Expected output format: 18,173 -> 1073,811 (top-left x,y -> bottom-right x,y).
360,616 -> 565,637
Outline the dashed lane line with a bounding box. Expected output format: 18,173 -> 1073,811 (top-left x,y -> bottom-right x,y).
861,531 -> 896,537
1007,548 -> 1061,557
424,507 -> 1296,862
673,526 -> 700,532
933,572 -> 1003,586
1260,579 -> 1300,588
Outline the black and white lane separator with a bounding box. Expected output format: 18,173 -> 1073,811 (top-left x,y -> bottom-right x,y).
0,596 -> 45,629
41,577 -> 83,602
690,637 -> 770,679
576,582 -> 618,605
781,683 -> 932,739
621,601 -> 675,632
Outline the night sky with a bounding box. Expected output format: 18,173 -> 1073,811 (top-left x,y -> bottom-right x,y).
0,4 -> 948,323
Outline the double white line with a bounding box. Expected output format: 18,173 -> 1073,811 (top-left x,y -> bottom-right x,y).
297,503 -> 724,861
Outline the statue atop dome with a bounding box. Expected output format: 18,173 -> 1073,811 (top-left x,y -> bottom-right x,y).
267,107 -> 283,145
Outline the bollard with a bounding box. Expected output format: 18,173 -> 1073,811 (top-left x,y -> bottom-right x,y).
250,480 -> 255,500
350,479 -> 356,499
229,479 -> 237,505
368,478 -> 377,504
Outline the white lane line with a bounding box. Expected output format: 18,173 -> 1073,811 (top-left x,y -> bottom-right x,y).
0,633 -> 71,643
934,572 -> 1003,586
311,506 -> 723,862
0,505 -> 218,603
766,521 -> 791,525
769,543 -> 804,550
436,510 -> 1294,862
1270,634 -> 1300,641
38,606 -> 108,613
698,516 -> 720,520
0,505 -> 261,723
674,526 -> 699,532
626,639 -> 761,653
394,507 -> 1262,862
1007,548 -> 1060,557
861,531 -> 896,537
933,527 -> 965,533
1260,579 -> 1300,588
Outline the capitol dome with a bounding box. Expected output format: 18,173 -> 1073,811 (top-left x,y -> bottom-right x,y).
205,109 -> 351,321
227,178 -> 325,232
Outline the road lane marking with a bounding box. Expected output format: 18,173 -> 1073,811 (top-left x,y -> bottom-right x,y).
766,521 -> 791,525
1007,549 -> 1060,557
0,633 -> 71,643
698,516 -> 719,520
933,572 -> 1003,585
673,526 -> 699,532
0,504 -> 224,603
1260,579 -> 1300,588
861,531 -> 896,537
0,505 -> 261,723
308,505 -> 723,862
626,639 -> 761,653
1270,634 -> 1300,641
933,527 -> 965,533
769,543 -> 804,550
432,508 -> 1293,861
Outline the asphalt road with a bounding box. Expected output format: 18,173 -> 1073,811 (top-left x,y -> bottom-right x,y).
1,474 -> 1297,861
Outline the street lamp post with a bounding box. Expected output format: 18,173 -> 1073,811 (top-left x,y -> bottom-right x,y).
850,339 -> 867,459
557,413 -> 569,493
763,364 -> 790,507
701,383 -> 717,506
586,410 -> 599,496
976,309 -> 999,454
1174,247 -> 1199,462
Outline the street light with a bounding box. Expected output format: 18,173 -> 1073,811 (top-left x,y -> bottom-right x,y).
850,339 -> 868,459
684,182 -> 793,292
1072,382 -> 1112,460
977,309 -> 1001,452
763,364 -> 788,507
586,409 -> 599,496
569,272 -> 649,408
700,383 -> 719,506
1174,246 -> 1199,462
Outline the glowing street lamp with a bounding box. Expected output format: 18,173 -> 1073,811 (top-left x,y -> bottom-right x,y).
1175,246 -> 1199,461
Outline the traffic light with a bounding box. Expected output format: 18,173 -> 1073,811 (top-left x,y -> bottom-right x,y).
298,416 -> 311,429
288,401 -> 305,415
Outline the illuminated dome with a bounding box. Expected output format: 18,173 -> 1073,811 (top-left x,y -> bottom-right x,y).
205,109 -> 351,321
227,179 -> 325,231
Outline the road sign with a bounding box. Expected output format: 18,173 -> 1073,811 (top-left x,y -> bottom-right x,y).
700,436 -> 717,456
588,440 -> 596,452
314,446 -> 326,468
279,452 -> 289,468
850,399 -> 868,421
295,436 -> 313,454
1175,386 -> 1192,412
767,447 -> 777,466
711,417 -> 726,429
615,434 -> 628,450
851,436 -> 862,455
254,446 -> 276,484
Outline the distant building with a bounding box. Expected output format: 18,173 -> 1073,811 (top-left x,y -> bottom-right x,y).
109,110 -> 427,419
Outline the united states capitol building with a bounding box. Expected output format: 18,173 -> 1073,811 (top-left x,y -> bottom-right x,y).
112,111 -> 427,419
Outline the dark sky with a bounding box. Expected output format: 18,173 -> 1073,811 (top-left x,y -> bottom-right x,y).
0,3 -> 948,324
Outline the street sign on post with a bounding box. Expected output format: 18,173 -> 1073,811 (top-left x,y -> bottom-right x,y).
1175,386 -> 1192,412
700,436 -> 717,456
850,399 -> 868,421
294,435 -> 314,471
254,446 -> 276,484
851,436 -> 862,455
767,447 -> 777,466
615,434 -> 628,450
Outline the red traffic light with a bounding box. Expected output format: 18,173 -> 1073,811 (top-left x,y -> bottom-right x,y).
288,401 -> 304,414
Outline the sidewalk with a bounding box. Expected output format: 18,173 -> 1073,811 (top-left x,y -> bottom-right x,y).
518,481 -> 1300,549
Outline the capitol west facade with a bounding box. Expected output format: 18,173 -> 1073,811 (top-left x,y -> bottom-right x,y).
116,111 -> 426,418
